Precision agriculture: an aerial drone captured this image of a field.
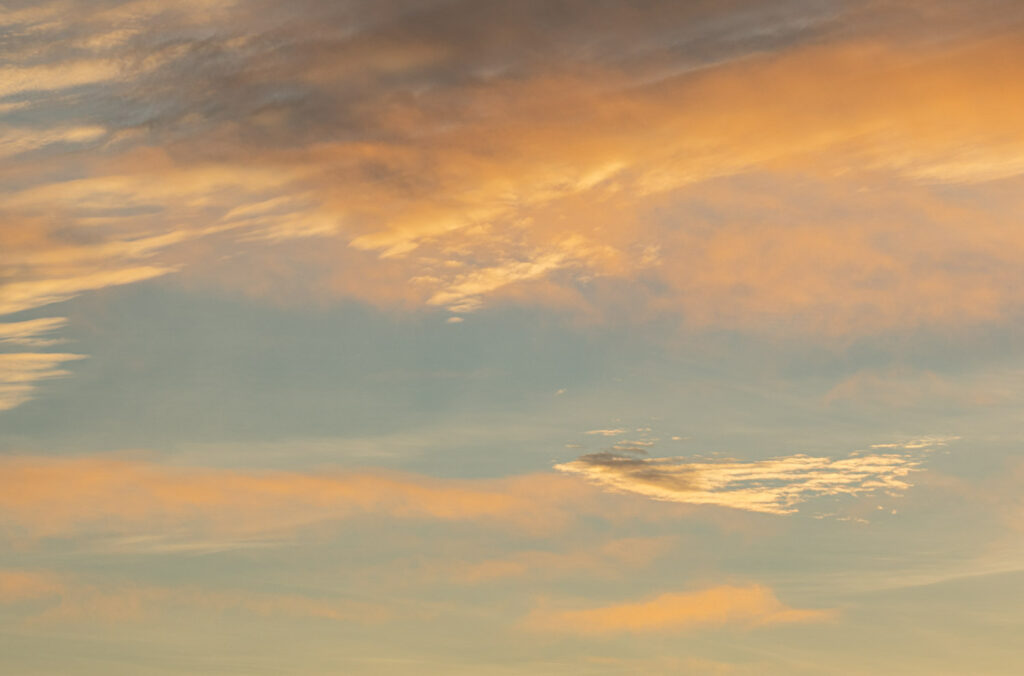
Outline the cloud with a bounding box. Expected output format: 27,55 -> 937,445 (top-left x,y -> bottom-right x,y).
0,454 -> 605,541
0,353 -> 86,411
0,60 -> 122,99
525,584 -> 834,634
0,265 -> 176,317
0,317 -> 67,347
555,439 -> 950,515
3,0 -> 1024,339
0,125 -> 106,158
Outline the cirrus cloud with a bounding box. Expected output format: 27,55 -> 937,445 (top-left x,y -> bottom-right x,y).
555,438 -> 954,515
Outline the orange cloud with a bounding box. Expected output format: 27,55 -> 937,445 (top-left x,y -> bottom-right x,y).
4,0 -> 1024,339
194,32 -> 1024,333
0,454 -> 605,541
525,584 -> 834,634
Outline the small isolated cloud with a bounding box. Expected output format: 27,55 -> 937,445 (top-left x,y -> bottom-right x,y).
586,428 -> 628,437
525,584 -> 833,634
555,440 -> 948,515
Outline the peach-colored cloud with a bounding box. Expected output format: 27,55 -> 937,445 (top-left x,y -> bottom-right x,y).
0,454 -> 606,541
0,317 -> 67,347
525,584 -> 834,634
0,60 -> 122,99
0,125 -> 106,158
0,266 -> 176,317
4,0 -> 1024,339
226,32 -> 1024,331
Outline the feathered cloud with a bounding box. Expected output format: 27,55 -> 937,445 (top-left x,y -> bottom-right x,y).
555,439 -> 953,515
0,318 -> 67,347
0,352 -> 86,411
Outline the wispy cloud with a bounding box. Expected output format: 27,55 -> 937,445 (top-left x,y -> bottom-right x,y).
0,352 -> 86,411
525,584 -> 834,634
555,439 -> 952,515
0,454 -> 603,541
0,317 -> 67,347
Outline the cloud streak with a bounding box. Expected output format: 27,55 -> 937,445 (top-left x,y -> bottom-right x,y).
0,454 -> 605,541
525,584 -> 834,634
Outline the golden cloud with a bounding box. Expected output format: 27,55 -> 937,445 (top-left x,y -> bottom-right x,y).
3,0 -> 1024,339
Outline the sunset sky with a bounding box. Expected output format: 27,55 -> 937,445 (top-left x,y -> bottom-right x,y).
2,1 -> 1024,673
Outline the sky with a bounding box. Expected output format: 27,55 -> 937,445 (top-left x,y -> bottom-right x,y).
2,0 -> 1024,673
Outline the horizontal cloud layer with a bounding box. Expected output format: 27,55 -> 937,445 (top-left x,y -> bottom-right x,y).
0,453 -> 628,541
